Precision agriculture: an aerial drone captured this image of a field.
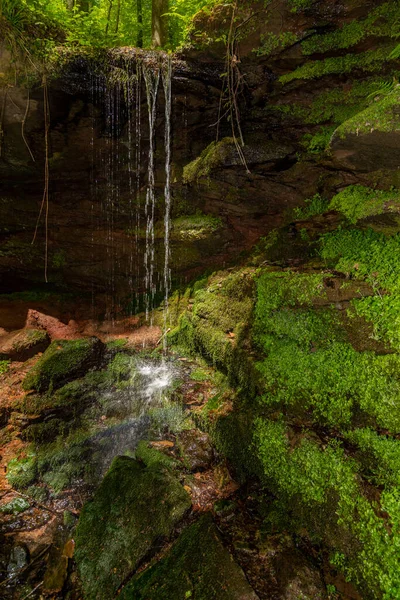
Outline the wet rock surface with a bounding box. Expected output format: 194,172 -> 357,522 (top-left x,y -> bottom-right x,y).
74,452 -> 191,600
120,513 -> 260,600
177,428 -> 213,471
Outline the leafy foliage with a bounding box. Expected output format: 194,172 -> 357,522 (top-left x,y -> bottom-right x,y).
255,419 -> 400,599
254,272 -> 400,431
1,0 -> 219,55
293,194 -> 330,219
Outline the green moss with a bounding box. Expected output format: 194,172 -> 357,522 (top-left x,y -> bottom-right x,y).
280,46 -> 396,85
190,367 -> 211,382
37,429 -> 94,494
75,454 -> 191,600
170,270 -> 255,392
254,419 -> 400,599
22,337 -> 103,392
254,271 -> 400,430
255,31 -> 299,57
301,126 -> 335,155
345,428 -> 400,487
172,213 -> 222,240
183,138 -> 234,183
6,453 -> 38,489
105,338 -> 128,350
120,514 -> 257,600
288,0 -> 314,12
335,87 -> 400,137
329,185 -> 400,223
320,228 -> 400,292
302,2 -> 400,55
271,78 -> 397,130
135,440 -> 180,470
0,359 -> 10,375
0,497 -> 30,515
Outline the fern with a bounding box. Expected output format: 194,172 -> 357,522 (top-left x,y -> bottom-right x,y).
390,43 -> 400,59
367,77 -> 399,100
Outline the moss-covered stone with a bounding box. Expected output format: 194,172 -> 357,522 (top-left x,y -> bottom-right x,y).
0,328 -> 50,361
169,270 -> 257,394
75,452 -> 191,600
22,337 -> 104,392
329,185 -> 400,223
119,514 -> 258,600
183,138 -> 235,183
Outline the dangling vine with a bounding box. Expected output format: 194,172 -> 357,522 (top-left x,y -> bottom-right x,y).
216,1 -> 252,173
32,76 -> 50,283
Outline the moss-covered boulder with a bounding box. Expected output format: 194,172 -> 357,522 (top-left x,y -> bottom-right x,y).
22,337 -> 104,392
75,452 -> 191,600
0,328 -> 49,361
120,514 -> 259,600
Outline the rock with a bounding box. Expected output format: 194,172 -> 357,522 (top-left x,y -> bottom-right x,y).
273,540 -> 328,600
75,453 -> 191,600
120,514 -> 259,600
22,337 -> 104,392
43,538 -> 74,594
0,328 -> 50,361
120,514 -> 258,600
7,545 -> 29,578
177,429 -> 213,471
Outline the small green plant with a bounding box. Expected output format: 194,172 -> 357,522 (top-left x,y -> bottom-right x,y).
293,194 -> 330,219
0,360 -> 10,375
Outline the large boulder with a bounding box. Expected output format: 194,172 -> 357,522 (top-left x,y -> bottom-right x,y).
75,452 -> 191,600
120,514 -> 259,600
22,337 -> 104,392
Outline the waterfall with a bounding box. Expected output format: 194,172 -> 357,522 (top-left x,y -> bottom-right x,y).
143,64 -> 160,322
162,57 -> 172,351
88,53 -> 173,337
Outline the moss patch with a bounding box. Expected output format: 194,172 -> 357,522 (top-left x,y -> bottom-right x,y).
329,185 -> 400,223
171,213 -> 222,240
335,87 -> 400,138
183,138 -> 234,183
280,46 -> 395,85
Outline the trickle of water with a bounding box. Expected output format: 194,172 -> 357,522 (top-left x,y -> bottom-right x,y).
162,57 -> 172,352
143,64 -> 161,322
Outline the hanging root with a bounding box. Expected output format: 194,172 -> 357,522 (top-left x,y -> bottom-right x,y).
22,88 -> 35,162
0,88 -> 8,159
216,1 -> 250,174
32,75 -> 50,283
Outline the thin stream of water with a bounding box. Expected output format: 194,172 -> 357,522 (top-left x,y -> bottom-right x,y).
162,57 -> 172,352
143,65 -> 161,323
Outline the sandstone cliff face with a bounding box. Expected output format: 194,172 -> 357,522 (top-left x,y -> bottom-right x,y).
0,0 -> 399,321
